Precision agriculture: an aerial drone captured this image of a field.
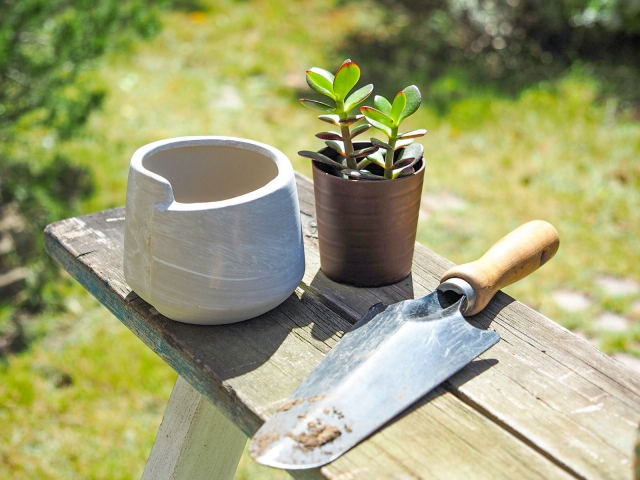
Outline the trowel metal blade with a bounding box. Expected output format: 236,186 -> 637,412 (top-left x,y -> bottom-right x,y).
250,291 -> 500,469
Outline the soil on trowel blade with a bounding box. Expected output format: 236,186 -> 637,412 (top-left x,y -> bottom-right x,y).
252,431 -> 281,457
287,420 -> 341,451
278,397 -> 305,412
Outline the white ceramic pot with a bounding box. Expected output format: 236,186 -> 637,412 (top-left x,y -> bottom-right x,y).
123,136 -> 305,325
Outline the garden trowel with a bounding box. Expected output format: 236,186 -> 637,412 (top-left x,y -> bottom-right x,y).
250,220 -> 559,470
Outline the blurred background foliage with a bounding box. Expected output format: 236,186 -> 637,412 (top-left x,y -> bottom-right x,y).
0,0 -> 165,337
0,0 -> 638,478
348,0 -> 640,112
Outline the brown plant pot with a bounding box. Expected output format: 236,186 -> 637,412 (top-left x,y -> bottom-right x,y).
312,145 -> 425,287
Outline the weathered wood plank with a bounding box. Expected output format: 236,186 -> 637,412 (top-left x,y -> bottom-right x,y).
142,376 -> 246,480
296,174 -> 640,480
45,206 -> 575,479
321,386 -> 573,480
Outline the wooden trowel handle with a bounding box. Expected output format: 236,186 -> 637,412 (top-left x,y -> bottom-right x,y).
440,220 -> 559,316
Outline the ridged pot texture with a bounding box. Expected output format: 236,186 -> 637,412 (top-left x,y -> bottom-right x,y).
312,149 -> 425,287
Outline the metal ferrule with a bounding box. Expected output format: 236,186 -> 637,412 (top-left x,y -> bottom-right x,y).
437,278 -> 477,315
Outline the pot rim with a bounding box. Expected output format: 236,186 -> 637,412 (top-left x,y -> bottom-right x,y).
131,136 -> 293,211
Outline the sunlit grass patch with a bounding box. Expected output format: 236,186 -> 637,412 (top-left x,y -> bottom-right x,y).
414,74 -> 640,352
65,0 -> 385,212
0,298 -> 176,479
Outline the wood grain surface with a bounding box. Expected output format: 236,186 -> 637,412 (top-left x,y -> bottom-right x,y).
44,173 -> 640,480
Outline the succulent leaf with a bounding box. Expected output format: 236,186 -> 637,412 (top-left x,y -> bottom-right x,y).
344,84 -> 373,112
370,137 -> 393,151
394,138 -> 414,150
350,145 -> 379,158
360,107 -> 393,136
365,150 -> 386,168
339,168 -> 360,179
298,150 -> 344,169
339,114 -> 365,127
392,156 -> 417,170
400,129 -> 427,139
390,91 -> 407,124
350,123 -> 371,139
341,168 -> 387,180
357,157 -> 372,169
318,114 -> 341,126
397,85 -> 421,124
315,131 -> 343,141
306,69 -> 335,98
373,95 -> 392,116
308,67 -> 335,83
333,61 -> 360,101
397,142 -> 423,162
300,99 -> 335,113
325,140 -> 346,157
394,167 -> 416,178
358,171 -> 387,180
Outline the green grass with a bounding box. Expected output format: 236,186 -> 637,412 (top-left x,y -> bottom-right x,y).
2,0 -> 640,477
414,74 -> 640,348
66,0 -> 385,213
0,295 -> 176,479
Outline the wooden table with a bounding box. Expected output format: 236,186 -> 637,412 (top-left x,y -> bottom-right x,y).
45,173 -> 640,480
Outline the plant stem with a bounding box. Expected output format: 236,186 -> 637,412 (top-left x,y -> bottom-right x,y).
340,124 -> 357,169
385,128 -> 398,180
337,100 -> 357,170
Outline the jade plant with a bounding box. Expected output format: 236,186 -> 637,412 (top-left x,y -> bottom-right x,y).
298,59 -> 427,180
